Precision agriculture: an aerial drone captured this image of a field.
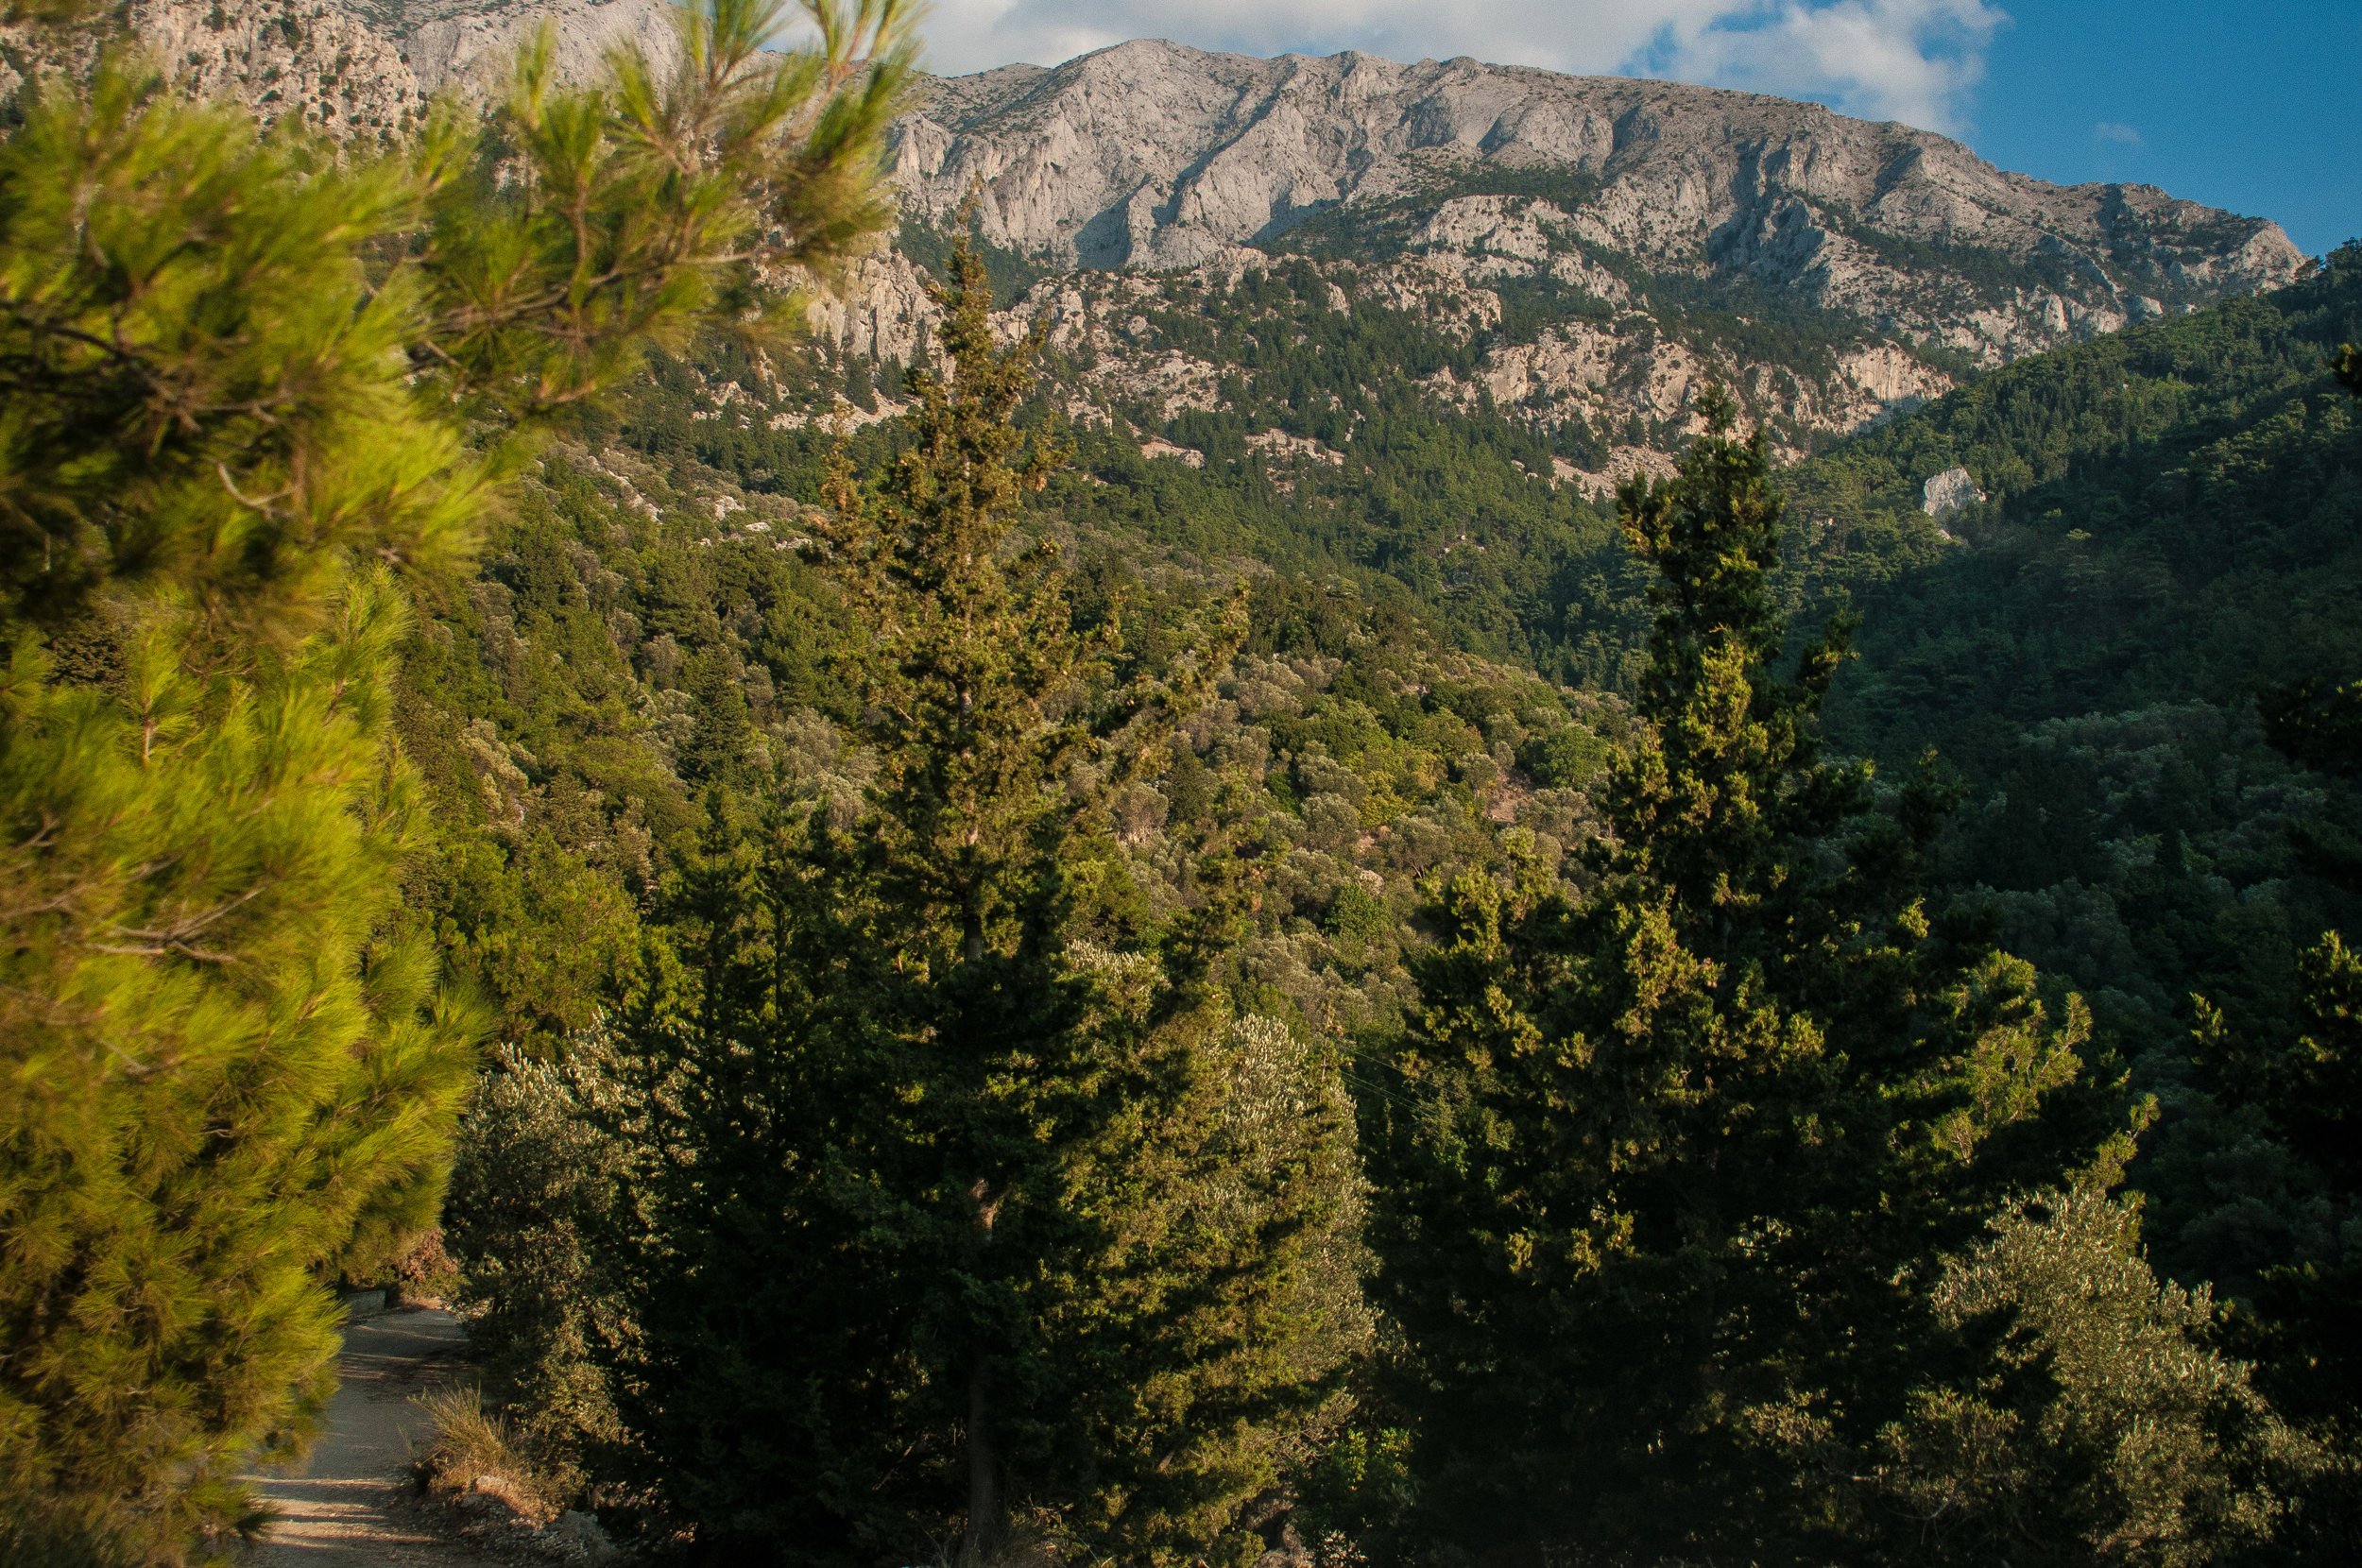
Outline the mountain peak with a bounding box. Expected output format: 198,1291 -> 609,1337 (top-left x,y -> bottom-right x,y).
897,40 -> 2303,303
69,0 -> 2311,468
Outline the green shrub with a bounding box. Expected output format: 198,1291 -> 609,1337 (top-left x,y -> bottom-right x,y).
443,1034 -> 649,1489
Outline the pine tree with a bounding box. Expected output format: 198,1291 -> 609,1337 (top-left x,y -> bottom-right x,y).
1370,390 -> 2096,1559
625,242 -> 1369,1565
0,1 -> 913,1554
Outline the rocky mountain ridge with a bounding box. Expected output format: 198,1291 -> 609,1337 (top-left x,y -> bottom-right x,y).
837,37 -> 2308,479
2,0 -> 678,139
898,41 -> 2299,307
43,0 -> 2315,483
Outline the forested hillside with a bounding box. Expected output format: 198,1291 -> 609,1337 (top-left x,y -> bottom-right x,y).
6,0 -> 2362,1563
1777,253 -> 2362,1305
402,339 -> 1620,1064
380,242 -> 2362,1560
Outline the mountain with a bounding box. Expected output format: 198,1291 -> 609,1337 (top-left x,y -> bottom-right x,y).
43,0 -> 2311,483
81,0 -> 2329,696
0,0 -> 679,134
899,39 -> 2299,332
839,38 -> 2309,478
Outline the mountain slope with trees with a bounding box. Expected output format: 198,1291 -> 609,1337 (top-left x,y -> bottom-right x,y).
73,0 -> 2316,508
1769,252 -> 2362,1303
0,0 -> 918,1555
6,0 -> 2362,1562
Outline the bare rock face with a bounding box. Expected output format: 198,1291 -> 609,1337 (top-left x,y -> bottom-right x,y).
6,0 -> 679,134
1922,466 -> 1986,518
856,40 -> 2309,460
799,247 -> 942,367
893,39 -> 2304,360
79,2 -> 2313,466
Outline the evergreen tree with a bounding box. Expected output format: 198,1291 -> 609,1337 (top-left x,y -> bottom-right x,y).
0,0 -> 913,1553
1370,390 -> 2099,1559
625,242 -> 1369,1565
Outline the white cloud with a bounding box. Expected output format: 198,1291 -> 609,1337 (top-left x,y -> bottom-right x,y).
2093,119 -> 2143,145
905,0 -> 2011,133
1645,0 -> 2009,132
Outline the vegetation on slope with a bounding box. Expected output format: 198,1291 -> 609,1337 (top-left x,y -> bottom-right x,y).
1769,254 -> 2362,1332
8,0 -> 2362,1558
0,0 -> 917,1552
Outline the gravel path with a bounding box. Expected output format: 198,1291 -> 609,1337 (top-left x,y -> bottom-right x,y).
244,1305 -> 500,1566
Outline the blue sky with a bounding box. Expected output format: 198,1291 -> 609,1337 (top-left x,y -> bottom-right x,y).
916,0 -> 2360,254
1964,1 -> 2357,256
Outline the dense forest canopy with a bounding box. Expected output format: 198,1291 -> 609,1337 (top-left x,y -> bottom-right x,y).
2,0 -> 2360,1562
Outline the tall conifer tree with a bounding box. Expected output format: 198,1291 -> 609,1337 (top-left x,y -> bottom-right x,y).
627,241 -> 1368,1566
1371,390 -> 2095,1559
0,1 -> 914,1554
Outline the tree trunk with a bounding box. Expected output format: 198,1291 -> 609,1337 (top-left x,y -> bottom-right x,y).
962,1359 -> 999,1567
960,892 -> 998,1568
961,1176 -> 1002,1567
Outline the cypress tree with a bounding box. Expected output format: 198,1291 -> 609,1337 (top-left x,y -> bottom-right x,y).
1371,390 -> 2096,1559
0,1 -> 913,1553
627,242 -> 1369,1565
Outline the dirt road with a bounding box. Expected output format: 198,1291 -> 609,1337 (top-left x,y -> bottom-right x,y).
245,1305 -> 498,1566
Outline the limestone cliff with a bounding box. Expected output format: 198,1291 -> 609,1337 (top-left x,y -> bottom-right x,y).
71,3 -> 2314,469
895,42 -> 2302,327
4,0 -> 677,134
853,39 -> 2307,466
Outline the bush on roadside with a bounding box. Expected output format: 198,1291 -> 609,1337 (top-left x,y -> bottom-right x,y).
412,1386 -> 568,1529
0,1510 -> 148,1568
442,1031 -> 655,1493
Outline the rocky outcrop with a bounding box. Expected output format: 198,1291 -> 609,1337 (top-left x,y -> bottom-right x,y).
1923,466 -> 1985,518
81,1 -> 2316,468
893,39 -> 2305,351
6,0 -> 677,130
